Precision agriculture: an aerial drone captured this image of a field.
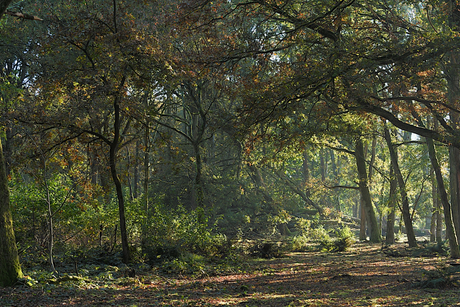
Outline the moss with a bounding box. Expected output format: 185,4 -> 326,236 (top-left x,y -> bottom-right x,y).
0,140 -> 23,287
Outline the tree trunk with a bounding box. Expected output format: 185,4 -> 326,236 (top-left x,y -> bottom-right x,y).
0,0 -> 23,289
193,142 -> 204,208
142,126 -> 150,248
430,209 -> 437,243
126,147 -> 134,201
133,141 -> 140,199
436,199 -> 443,243
0,139 -> 23,286
302,149 -> 311,199
45,181 -> 56,273
110,75 -> 130,263
359,199 -> 367,241
383,127 -> 417,247
358,140 -> 368,241
450,145 -> 460,243
320,148 -> 326,182
446,4 -> 460,241
430,166 -> 438,243
386,166 -> 397,244
425,137 -> 460,258
410,108 -> 459,256
110,146 -> 130,263
355,137 -> 381,243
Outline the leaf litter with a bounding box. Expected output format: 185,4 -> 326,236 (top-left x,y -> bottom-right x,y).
1,242 -> 459,306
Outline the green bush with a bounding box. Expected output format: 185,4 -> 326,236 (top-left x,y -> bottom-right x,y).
291,234 -> 310,252
142,205 -> 228,263
319,226 -> 355,253
161,252 -> 206,275
309,225 -> 331,242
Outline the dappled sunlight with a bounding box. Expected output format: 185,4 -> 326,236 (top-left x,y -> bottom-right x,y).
1,243 -> 459,306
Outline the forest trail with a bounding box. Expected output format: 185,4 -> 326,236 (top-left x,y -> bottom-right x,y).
1,243 -> 459,306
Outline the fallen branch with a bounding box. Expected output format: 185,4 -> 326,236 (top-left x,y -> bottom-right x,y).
6,10 -> 42,21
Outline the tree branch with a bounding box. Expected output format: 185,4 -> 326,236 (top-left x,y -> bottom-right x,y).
5,10 -> 43,21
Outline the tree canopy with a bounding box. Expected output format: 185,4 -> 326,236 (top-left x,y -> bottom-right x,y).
3,0 -> 460,292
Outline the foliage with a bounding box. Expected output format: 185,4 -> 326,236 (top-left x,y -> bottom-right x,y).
141,204 -> 224,263
249,241 -> 285,259
319,226 -> 355,253
3,0 -> 460,281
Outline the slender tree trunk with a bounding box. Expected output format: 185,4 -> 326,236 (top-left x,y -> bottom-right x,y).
110,146 -> 130,263
142,126 -> 150,248
133,141 -> 140,199
359,199 -> 367,240
320,148 -> 326,182
358,140 -> 368,241
425,137 -> 460,258
383,127 -> 417,247
0,139 -> 23,286
193,142 -> 204,208
44,178 -> 56,273
352,197 -> 358,218
110,75 -> 130,263
436,198 -> 443,243
126,147 -> 134,201
430,166 -> 438,243
410,109 -> 459,256
355,137 -> 381,243
47,205 -> 55,272
368,136 -> 378,237
450,145 -> 460,243
302,149 -> 311,198
430,210 -> 437,243
386,166 -> 397,244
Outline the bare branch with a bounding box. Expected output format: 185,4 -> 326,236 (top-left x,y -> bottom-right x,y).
5,10 -> 43,21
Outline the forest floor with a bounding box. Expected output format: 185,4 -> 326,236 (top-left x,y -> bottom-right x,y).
1,242 -> 460,306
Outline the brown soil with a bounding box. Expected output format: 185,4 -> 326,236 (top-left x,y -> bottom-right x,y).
1,242 -> 460,306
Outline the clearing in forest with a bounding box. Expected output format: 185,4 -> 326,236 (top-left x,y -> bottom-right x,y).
1,242 -> 459,306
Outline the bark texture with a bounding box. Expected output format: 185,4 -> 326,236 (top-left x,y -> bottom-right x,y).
386,166 -> 397,244
355,137 -> 381,243
0,1 -> 23,287
0,139 -> 23,286
384,127 -> 417,247
426,137 -> 460,258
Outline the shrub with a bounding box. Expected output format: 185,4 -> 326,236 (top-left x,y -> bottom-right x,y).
291,234 -> 309,252
142,205 -> 230,264
250,241 -> 284,259
319,226 -> 355,253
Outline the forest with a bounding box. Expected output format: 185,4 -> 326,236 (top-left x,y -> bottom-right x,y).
2,0 -> 460,306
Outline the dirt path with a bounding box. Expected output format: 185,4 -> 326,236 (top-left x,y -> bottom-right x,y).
1,243 -> 459,306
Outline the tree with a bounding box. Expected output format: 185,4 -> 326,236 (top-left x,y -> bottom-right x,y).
355,136 -> 381,243
0,0 -> 23,287
186,0 -> 460,247
386,165 -> 397,244
384,126 -> 417,247
12,0 -> 173,263
426,136 -> 460,257
411,111 -> 460,257
0,139 -> 23,286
